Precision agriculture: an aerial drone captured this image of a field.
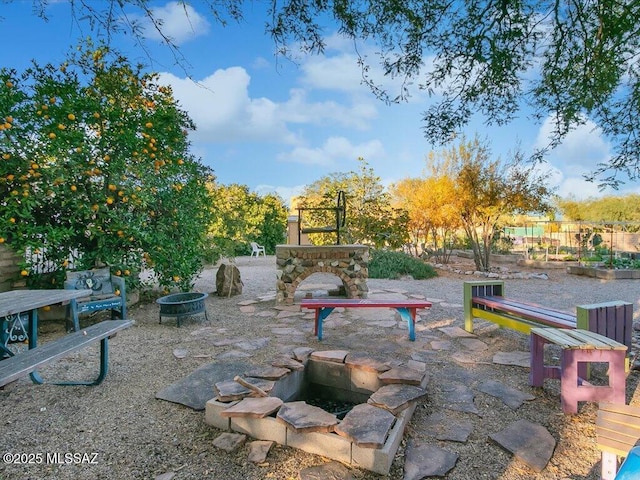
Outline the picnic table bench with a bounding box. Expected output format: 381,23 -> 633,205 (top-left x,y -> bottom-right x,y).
463,280 -> 632,350
300,298 -> 432,341
0,319 -> 133,387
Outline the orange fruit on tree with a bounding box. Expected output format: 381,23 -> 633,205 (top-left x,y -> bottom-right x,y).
58,124 -> 66,130
49,97 -> 56,104
48,132 -> 56,139
106,197 -> 114,205
20,269 -> 28,276
145,122 -> 153,128
108,184 -> 117,191
172,275 -> 180,282
0,237 -> 4,243
9,217 -> 15,223
67,113 -> 76,121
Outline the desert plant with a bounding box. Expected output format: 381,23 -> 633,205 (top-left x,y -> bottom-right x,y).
368,249 -> 437,280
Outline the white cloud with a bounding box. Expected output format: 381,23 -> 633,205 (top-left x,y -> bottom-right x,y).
158,68 -> 381,145
535,115 -> 610,169
281,89 -> 377,130
299,33 -> 432,103
278,137 -> 384,166
142,1 -> 210,45
158,69 -> 300,144
254,184 -> 306,205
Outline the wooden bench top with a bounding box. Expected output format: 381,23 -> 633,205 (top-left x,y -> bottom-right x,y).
531,327 -> 628,350
300,298 -> 432,309
597,402 -> 640,457
0,319 -> 133,387
472,295 -> 576,327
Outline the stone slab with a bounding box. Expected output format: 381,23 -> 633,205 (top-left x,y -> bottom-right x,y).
493,351 -> 531,367
423,411 -> 473,442
310,350 -> 349,363
276,401 -> 338,433
404,440 -> 458,479
212,432 -> 246,453
368,384 -> 427,415
490,419 -> 556,472
244,366 -> 291,380
299,462 -> 354,480
220,396 -> 284,418
156,361 -> 252,410
214,378 -> 275,402
438,326 -> 476,338
247,440 -> 274,463
378,367 -> 426,386
478,380 -> 536,410
334,404 -> 396,448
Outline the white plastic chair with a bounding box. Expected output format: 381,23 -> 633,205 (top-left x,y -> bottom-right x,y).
250,242 -> 265,257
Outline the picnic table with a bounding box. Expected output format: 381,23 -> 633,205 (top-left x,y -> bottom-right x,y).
0,289 -> 92,359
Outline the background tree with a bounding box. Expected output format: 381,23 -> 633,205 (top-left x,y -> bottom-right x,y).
299,158 -> 408,248
558,194 -> 640,223
0,43 -> 214,291
12,1 -> 640,184
207,182 -> 287,257
391,161 -> 463,262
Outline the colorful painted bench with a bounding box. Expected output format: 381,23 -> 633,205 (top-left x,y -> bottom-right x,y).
597,402 -> 640,480
300,298 -> 432,341
529,327 -> 627,414
0,319 -> 133,387
463,280 -> 632,350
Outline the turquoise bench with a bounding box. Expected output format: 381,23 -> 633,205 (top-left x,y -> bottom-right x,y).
65,268 -> 127,332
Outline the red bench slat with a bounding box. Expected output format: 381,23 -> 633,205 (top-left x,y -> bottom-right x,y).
472,295 -> 576,328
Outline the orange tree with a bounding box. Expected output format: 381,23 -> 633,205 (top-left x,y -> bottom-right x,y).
0,44 -> 215,291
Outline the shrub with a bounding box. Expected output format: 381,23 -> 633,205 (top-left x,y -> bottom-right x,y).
368,249 -> 437,280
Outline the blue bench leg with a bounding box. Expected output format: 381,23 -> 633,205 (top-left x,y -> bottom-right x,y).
396,308 -> 416,341
315,308 -> 335,340
31,338 -> 110,386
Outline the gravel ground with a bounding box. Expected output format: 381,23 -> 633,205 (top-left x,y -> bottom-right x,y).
0,255 -> 639,480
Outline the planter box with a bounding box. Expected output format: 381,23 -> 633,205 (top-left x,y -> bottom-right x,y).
566,266 -> 640,279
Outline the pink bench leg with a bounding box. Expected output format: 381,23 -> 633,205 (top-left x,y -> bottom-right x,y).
560,349 -> 626,414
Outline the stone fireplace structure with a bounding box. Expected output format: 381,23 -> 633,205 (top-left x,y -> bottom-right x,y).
275,245 -> 369,305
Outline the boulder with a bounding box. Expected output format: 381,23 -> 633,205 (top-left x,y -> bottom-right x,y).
216,263 -> 243,296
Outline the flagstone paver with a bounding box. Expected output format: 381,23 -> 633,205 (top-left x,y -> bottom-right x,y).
212,432 -> 246,452
478,379 -> 536,409
220,397 -> 283,418
333,404 -> 396,448
458,338 -> 489,351
423,411 -> 473,442
493,351 -> 531,367
490,419 -> 556,472
244,366 -> 291,380
247,440 -> 274,463
377,367 -> 426,385
310,350 -> 349,363
345,352 -> 392,372
299,462 -> 354,480
214,378 -> 275,402
367,384 -> 427,415
404,441 -> 458,479
276,401 -> 339,433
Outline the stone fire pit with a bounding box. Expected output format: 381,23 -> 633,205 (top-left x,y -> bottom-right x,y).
157,292 -> 209,327
205,349 -> 428,474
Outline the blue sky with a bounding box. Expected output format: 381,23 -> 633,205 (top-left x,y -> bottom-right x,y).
1,1 -> 638,202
